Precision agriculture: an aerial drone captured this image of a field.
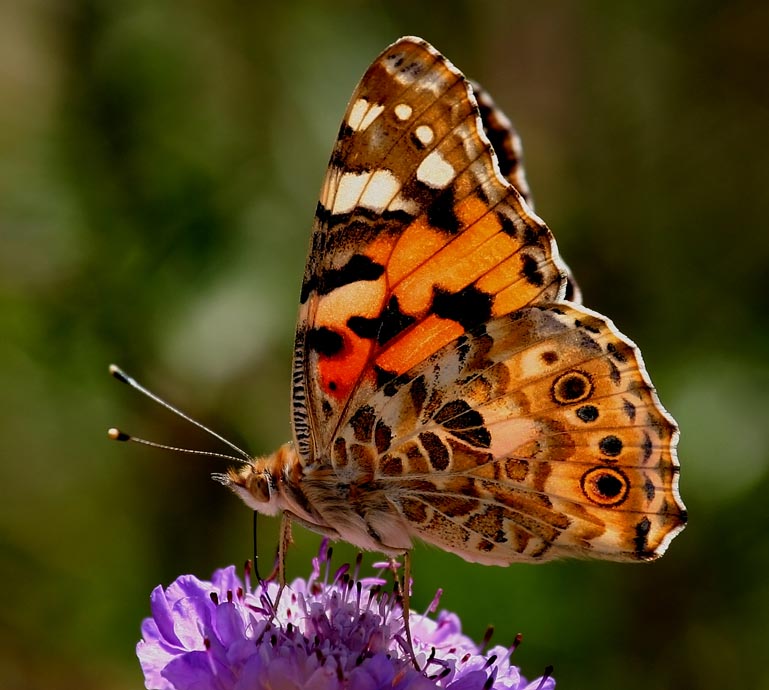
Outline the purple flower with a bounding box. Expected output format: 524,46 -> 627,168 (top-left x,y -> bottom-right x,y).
137,544 -> 555,690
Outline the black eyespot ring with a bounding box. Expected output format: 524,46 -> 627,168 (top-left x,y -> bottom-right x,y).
580,466 -> 630,507
551,370 -> 593,405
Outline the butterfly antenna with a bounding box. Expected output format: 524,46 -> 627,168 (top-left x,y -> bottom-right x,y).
107,427 -> 250,464
108,363 -> 252,463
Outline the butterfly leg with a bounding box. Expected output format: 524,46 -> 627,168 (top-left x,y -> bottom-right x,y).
393,550 -> 420,670
271,510 -> 343,604
272,512 -> 294,609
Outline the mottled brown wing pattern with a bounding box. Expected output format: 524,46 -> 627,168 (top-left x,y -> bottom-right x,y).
292,38 -> 572,464
333,303 -> 684,563
470,80 -> 532,207
471,81 -> 582,304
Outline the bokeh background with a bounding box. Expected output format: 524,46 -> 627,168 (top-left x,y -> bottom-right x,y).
2,1 -> 768,688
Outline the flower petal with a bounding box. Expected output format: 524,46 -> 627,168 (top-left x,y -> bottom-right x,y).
137,546 -> 552,690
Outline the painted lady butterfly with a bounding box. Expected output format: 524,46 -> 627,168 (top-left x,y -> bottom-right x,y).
217,36 -> 686,571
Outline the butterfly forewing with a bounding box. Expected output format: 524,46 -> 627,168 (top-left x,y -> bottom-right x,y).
293,37 -> 570,464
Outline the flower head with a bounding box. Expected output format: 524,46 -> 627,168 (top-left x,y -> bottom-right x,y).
137,543 -> 555,690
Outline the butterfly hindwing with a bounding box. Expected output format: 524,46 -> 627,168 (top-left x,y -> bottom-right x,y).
471,80 -> 582,303
333,302 -> 684,563
470,79 -> 532,207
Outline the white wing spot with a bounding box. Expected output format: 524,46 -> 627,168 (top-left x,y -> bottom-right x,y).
331,169 -> 413,215
394,103 -> 413,121
359,103 -> 385,131
417,150 -> 455,189
415,125 -> 434,145
388,195 -> 419,215
347,99 -> 385,132
347,98 -> 369,131
333,172 -> 371,214
360,169 -> 401,212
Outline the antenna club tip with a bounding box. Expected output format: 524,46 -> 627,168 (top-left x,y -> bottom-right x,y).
108,427 -> 130,442
109,364 -> 129,383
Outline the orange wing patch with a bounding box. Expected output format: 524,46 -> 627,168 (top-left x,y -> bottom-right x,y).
375,314 -> 464,376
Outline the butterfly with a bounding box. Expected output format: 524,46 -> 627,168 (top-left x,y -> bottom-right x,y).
217,36 -> 686,572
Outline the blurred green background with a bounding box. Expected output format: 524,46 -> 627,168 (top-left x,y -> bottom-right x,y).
2,1 -> 768,688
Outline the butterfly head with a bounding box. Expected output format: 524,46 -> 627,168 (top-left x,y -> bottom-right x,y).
215,442 -> 302,518
216,463 -> 280,516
